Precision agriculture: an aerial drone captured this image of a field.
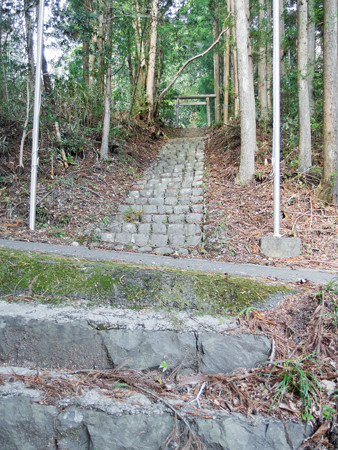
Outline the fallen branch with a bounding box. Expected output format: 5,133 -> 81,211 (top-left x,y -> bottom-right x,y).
157,20 -> 229,104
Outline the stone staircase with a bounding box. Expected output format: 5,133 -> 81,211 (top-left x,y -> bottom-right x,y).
0,247 -> 311,449
98,136 -> 207,255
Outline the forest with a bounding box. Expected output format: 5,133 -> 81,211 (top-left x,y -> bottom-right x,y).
0,2 -> 337,445
0,0 -> 337,263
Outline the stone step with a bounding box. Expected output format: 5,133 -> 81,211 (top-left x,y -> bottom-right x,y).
97,136 -> 207,254
0,368 -> 311,450
0,247 -> 310,449
0,302 -> 270,374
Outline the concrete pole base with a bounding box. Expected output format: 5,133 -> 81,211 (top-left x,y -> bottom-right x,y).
260,236 -> 302,258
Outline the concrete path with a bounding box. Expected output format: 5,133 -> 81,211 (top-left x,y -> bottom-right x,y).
98,137 -> 206,255
0,239 -> 335,283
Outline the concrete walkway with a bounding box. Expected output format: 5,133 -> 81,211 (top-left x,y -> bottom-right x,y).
0,239 -> 335,284
98,137 -> 206,255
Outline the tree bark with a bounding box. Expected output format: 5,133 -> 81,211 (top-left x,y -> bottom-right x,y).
100,4 -> 113,159
307,0 -> 316,115
213,15 -> 221,123
100,66 -> 111,159
319,0 -> 338,202
223,16 -> 230,123
258,0 -> 268,120
298,0 -> 312,172
83,37 -> 90,86
24,0 -> 35,92
234,0 -> 256,183
266,0 -> 272,110
131,0 -> 147,116
230,0 -> 239,118
146,0 -> 159,122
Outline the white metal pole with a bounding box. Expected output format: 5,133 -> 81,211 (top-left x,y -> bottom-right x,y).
272,0 -> 281,237
29,0 -> 45,231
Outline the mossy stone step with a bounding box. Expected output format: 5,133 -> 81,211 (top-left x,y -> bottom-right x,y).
0,248 -> 290,313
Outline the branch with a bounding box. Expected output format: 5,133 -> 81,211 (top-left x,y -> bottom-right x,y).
157,25 -> 228,104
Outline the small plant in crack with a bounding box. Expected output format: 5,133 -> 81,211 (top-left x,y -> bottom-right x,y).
123,207 -> 143,223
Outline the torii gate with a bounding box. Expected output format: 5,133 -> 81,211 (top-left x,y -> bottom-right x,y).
175,94 -> 216,128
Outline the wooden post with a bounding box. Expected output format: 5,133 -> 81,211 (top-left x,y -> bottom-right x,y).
206,97 -> 211,126
175,97 -> 180,127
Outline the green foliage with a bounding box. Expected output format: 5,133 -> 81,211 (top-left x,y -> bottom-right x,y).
266,354 -> 322,422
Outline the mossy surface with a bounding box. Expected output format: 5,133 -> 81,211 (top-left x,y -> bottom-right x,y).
0,248 -> 290,314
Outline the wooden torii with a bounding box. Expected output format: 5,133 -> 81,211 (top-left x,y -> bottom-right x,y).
175,94 -> 216,128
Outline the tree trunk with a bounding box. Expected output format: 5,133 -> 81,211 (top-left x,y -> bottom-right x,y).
131,0 -> 147,117
98,12 -> 104,93
230,0 -> 239,118
19,78 -> 30,169
234,0 -> 256,183
307,0 -> 316,115
154,37 -> 163,112
298,0 -> 312,172
319,0 -> 338,203
83,37 -> 90,86
100,4 -> 113,159
24,0 -> 35,92
100,66 -> 111,159
213,16 -> 221,123
266,0 -> 272,110
146,0 -> 159,122
258,0 -> 268,120
223,24 -> 230,123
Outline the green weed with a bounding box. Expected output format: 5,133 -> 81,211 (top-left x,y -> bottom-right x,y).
266,354 -> 321,421
123,207 -> 143,223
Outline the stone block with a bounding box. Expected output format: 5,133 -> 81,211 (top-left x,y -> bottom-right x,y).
185,224 -> 202,235
152,214 -> 168,224
137,246 -> 153,252
174,205 -> 190,214
192,188 -> 204,196
142,205 -> 158,214
164,197 -> 177,205
168,224 -> 184,235
115,232 -> 132,244
186,235 -> 202,246
180,188 -> 192,196
186,213 -> 203,224
190,204 -> 204,213
133,198 -> 148,205
152,223 -> 167,234
260,236 -> 302,258
199,333 -> 271,374
138,223 -> 151,234
168,214 -> 186,224
153,247 -> 174,255
190,196 -> 204,204
177,196 -> 191,205
157,205 -> 174,214
129,190 -> 140,198
140,190 -> 154,198
150,234 -> 168,247
148,198 -> 164,206
168,235 -> 186,246
141,215 -> 153,223
122,223 -> 137,234
100,232 -> 115,242
133,234 -> 149,246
